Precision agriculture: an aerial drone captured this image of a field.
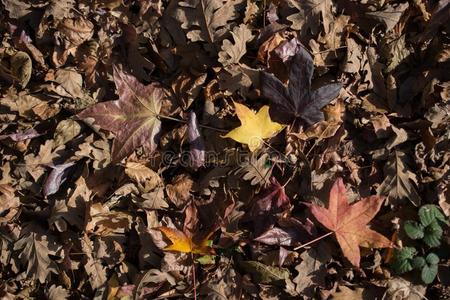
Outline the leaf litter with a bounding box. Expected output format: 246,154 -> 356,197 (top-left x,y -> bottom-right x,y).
0,0 -> 449,299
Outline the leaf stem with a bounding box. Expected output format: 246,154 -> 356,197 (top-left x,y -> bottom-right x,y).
158,115 -> 228,133
293,231 -> 334,250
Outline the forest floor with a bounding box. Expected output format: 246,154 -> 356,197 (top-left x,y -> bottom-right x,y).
0,0 -> 449,299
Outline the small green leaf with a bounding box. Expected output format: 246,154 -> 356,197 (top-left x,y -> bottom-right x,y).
392,247 -> 417,274
196,255 -> 216,265
425,253 -> 439,265
395,247 -> 417,260
411,256 -> 425,269
240,260 -> 289,285
421,263 -> 438,284
392,258 -> 413,274
419,205 -> 447,226
423,220 -> 443,247
404,221 -> 424,239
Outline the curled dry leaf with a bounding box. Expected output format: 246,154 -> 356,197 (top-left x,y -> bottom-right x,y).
188,111 -> 205,169
43,162 -> 75,197
166,174 -> 193,208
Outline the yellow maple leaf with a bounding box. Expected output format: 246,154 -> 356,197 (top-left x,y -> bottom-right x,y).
158,227 -> 214,255
222,102 -> 284,151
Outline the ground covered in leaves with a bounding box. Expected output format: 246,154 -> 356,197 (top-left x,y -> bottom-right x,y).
0,0 -> 449,299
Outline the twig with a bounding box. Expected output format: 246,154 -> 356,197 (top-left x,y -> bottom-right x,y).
191,252 -> 197,300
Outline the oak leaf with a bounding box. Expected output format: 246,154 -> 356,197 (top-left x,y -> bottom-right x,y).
222,102 -> 284,152
377,150 -> 421,206
218,24 -> 253,66
173,0 -> 244,45
78,66 -> 164,162
310,178 -> 392,267
14,226 -> 60,283
158,227 -> 214,255
286,0 -> 334,36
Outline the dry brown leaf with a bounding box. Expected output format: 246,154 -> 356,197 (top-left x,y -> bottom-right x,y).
125,162 -> 161,187
166,174 -> 193,208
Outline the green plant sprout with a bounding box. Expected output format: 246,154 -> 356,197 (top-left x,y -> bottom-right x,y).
392,205 -> 448,284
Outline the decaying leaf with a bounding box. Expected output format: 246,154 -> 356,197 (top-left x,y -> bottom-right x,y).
235,153 -> 272,185
43,162 -> 75,197
188,111 -> 205,169
81,234 -> 107,289
286,0 -> 335,36
366,2 -> 409,32
78,66 -> 165,162
218,24 -> 253,66
310,178 -> 392,267
0,184 -> 20,223
240,260 -> 289,285
14,227 -> 60,283
173,0 -> 244,46
166,174 -> 193,208
293,244 -> 331,296
377,150 -> 421,206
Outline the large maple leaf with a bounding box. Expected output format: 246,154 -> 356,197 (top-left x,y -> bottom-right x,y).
222,102 -> 284,152
261,47 -> 342,126
78,66 -> 164,162
310,178 -> 392,267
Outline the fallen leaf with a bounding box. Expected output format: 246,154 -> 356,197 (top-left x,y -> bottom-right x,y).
366,2 -> 409,32
250,177 -> 290,215
157,226 -> 214,255
261,47 -> 342,126
254,227 -> 301,246
166,174 -> 193,208
240,260 -> 289,285
43,162 -> 75,197
377,150 -> 421,206
173,0 -> 244,45
235,153 -> 272,185
293,244 -> 330,296
48,285 -> 70,300
222,102 -> 284,152
218,24 -> 253,66
0,183 -> 20,222
81,234 -> 107,289
125,162 -> 161,187
332,286 -> 365,300
188,111 -> 205,169
2,0 -> 31,18
0,128 -> 43,142
286,0 -> 335,36
310,178 -> 392,267
78,66 -> 165,162
53,119 -> 81,146
14,227 -> 60,283
54,68 -> 84,98
10,51 -> 32,88
58,17 -> 94,48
